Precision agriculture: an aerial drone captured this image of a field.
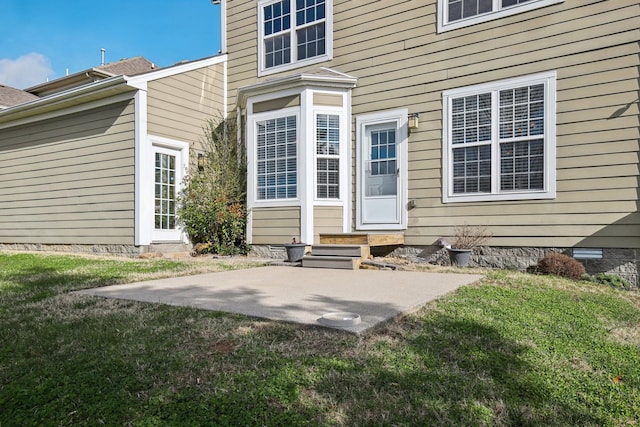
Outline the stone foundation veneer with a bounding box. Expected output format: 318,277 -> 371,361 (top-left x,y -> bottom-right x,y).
391,246 -> 639,289
0,243 -> 190,257
5,242 -> 634,288
0,243 -> 144,256
250,244 -> 288,259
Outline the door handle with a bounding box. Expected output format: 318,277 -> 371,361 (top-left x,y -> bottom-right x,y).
396,168 -> 400,177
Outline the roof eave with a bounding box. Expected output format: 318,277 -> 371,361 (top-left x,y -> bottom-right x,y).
0,75 -> 135,126
24,68 -> 113,95
237,70 -> 357,107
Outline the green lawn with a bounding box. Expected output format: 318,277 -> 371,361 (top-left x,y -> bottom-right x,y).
1,252 -> 638,426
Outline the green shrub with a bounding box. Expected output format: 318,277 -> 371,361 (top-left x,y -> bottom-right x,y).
180,195 -> 248,255
592,273 -> 631,290
178,116 -> 249,255
537,252 -> 586,280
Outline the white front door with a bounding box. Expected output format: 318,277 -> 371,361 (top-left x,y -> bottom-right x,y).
356,109 -> 408,230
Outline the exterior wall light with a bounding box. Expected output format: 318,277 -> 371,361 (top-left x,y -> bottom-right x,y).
408,112 -> 420,130
197,153 -> 209,171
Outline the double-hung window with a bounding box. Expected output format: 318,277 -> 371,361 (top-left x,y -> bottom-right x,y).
438,0 -> 563,32
256,115 -> 298,200
315,113 -> 340,199
442,72 -> 556,203
259,0 -> 332,75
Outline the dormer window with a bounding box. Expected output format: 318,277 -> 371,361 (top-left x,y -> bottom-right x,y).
258,0 -> 333,76
438,0 -> 563,32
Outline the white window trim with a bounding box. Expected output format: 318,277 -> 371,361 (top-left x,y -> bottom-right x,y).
247,106 -> 302,208
442,71 -> 557,203
257,0 -> 333,77
437,0 -> 563,33
313,105 -> 348,205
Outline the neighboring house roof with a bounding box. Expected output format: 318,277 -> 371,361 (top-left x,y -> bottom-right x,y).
93,56 -> 157,77
0,85 -> 39,109
25,57 -> 158,98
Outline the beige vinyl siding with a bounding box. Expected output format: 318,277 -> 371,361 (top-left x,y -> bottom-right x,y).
314,206 -> 343,242
226,1 -> 260,108
147,64 -> 225,146
314,93 -> 343,107
253,95 -> 300,113
226,0 -> 639,248
251,207 -> 301,244
0,100 -> 136,244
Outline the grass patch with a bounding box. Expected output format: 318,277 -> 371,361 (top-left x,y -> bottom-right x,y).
1,252 -> 638,426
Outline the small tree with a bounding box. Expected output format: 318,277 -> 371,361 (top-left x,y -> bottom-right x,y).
178,116 -> 249,255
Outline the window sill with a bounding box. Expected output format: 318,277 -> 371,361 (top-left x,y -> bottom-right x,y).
313,199 -> 343,206
250,199 -> 302,209
258,54 -> 332,78
443,190 -> 556,203
437,0 -> 564,33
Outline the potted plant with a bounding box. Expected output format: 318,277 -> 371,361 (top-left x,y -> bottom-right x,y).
283,237 -> 307,263
437,224 -> 492,267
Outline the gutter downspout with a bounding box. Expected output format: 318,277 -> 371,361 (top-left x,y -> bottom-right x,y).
220,0 -> 227,53
211,0 -> 226,54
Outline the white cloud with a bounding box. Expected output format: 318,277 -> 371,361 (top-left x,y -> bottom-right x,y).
0,53 -> 54,89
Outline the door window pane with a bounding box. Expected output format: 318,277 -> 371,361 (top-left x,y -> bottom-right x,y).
154,152 -> 177,230
366,127 -> 398,197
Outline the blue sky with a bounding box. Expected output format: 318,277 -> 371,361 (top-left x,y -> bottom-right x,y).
0,0 -> 222,89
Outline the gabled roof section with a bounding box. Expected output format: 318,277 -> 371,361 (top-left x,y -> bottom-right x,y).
0,85 -> 39,109
0,54 -> 228,129
237,67 -> 358,107
126,54 -> 227,85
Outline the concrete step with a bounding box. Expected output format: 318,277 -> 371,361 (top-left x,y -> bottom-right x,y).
302,255 -> 361,270
310,244 -> 370,259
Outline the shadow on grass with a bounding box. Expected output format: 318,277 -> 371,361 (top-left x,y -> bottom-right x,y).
0,253 -> 193,303
2,265 -> 90,301
302,312 -> 610,426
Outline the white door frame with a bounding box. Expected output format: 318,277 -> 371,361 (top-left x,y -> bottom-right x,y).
149,135 -> 189,243
355,108 -> 408,230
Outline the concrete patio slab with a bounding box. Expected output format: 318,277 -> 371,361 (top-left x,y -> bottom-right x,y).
74,266 -> 482,334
